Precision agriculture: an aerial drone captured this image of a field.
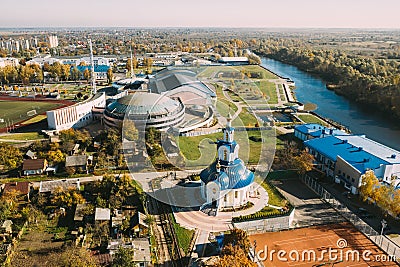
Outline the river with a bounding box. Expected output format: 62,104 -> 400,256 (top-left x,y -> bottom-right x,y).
261,57 -> 400,151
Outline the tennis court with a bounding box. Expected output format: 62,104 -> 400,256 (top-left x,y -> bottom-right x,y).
251,222 -> 398,266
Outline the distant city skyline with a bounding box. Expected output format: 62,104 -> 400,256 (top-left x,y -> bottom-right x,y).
1,0 -> 400,29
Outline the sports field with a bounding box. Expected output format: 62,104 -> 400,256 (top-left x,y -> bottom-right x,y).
251,223 -> 398,267
0,100 -> 61,128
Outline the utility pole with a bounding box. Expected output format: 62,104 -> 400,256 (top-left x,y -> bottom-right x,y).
130,42 -> 135,79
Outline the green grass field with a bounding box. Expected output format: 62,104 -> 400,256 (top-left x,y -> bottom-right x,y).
254,80 -> 278,104
297,113 -> 328,126
0,132 -> 44,141
233,109 -> 259,127
177,130 -> 274,166
169,213 -> 195,255
197,65 -> 278,80
0,101 -> 62,128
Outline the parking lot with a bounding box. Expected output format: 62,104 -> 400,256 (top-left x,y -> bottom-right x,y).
270,178 -> 345,227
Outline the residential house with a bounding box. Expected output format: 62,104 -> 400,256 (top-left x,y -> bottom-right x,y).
65,155 -> 89,173
3,182 -> 31,201
22,159 -> 48,176
108,238 -> 151,267
25,150 -> 36,160
74,203 -> 87,225
130,212 -> 149,237
39,179 -> 80,193
95,208 -> 111,222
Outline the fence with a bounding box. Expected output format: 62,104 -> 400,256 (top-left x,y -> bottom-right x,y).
301,175 -> 400,262
233,208 -> 295,235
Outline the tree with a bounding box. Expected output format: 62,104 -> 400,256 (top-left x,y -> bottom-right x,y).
47,149 -> 65,164
65,166 -> 76,176
359,170 -> 379,202
216,229 -> 256,267
390,190 -> 400,217
143,57 -> 153,72
126,58 -> 138,70
292,151 -> 314,175
216,244 -> 257,267
0,198 -> 12,221
71,67 -> 81,81
62,64 -> 71,81
112,247 -> 136,267
123,120 -> 139,141
51,187 -> 85,208
59,246 -> 99,267
21,204 -> 43,226
0,143 -> 22,171
107,68 -> 113,85
83,68 -> 91,81
223,228 -> 251,254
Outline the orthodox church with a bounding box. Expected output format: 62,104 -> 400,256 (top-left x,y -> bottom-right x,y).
200,116 -> 256,211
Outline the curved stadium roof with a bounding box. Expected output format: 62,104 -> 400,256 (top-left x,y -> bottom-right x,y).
149,68 -> 216,97
105,92 -> 181,118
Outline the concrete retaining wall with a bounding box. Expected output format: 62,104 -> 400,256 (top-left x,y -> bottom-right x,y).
233,208 -> 295,233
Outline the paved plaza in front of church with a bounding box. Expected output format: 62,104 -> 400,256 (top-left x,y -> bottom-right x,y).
174,182 -> 269,232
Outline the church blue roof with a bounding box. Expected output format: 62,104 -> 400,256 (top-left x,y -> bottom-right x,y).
200,158 -> 254,189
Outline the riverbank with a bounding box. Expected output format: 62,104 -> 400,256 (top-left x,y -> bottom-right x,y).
260,57 -> 400,150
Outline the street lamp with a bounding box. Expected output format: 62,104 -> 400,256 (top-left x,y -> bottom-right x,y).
380,219 -> 387,246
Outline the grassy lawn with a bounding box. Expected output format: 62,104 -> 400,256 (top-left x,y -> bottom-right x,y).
267,170 -> 299,180
0,101 -> 62,128
233,65 -> 278,80
177,130 -> 274,166
0,132 -> 44,140
233,109 -> 258,127
297,113 -> 328,126
21,114 -> 47,125
254,80 -> 278,104
169,214 -> 195,255
216,99 -> 238,117
198,65 -> 278,80
261,181 -> 288,207
177,132 -> 221,167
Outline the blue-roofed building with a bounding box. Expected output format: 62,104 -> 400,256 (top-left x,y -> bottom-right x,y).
200,116 -> 256,213
304,135 -> 400,194
294,123 -> 347,141
74,65 -> 111,80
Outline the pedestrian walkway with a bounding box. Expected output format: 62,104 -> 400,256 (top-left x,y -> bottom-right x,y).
174,182 -> 269,231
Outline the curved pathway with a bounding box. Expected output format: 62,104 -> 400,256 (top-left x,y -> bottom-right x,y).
221,85 -> 242,121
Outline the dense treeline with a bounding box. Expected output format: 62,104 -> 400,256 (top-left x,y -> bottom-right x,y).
0,62 -> 84,85
254,39 -> 400,119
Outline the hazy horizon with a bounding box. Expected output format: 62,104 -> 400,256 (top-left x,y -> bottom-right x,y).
2,0 -> 400,29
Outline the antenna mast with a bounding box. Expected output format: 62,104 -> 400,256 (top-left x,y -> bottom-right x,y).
234,41 -> 238,57
88,39 -> 96,95
130,41 -> 136,79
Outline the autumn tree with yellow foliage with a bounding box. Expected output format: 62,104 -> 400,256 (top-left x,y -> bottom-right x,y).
359,170 -> 400,217
51,186 -> 85,209
215,229 -> 256,267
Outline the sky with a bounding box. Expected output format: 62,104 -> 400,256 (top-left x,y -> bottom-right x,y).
1,0 -> 400,29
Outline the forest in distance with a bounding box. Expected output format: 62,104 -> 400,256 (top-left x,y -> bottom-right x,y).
254,37 -> 400,120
